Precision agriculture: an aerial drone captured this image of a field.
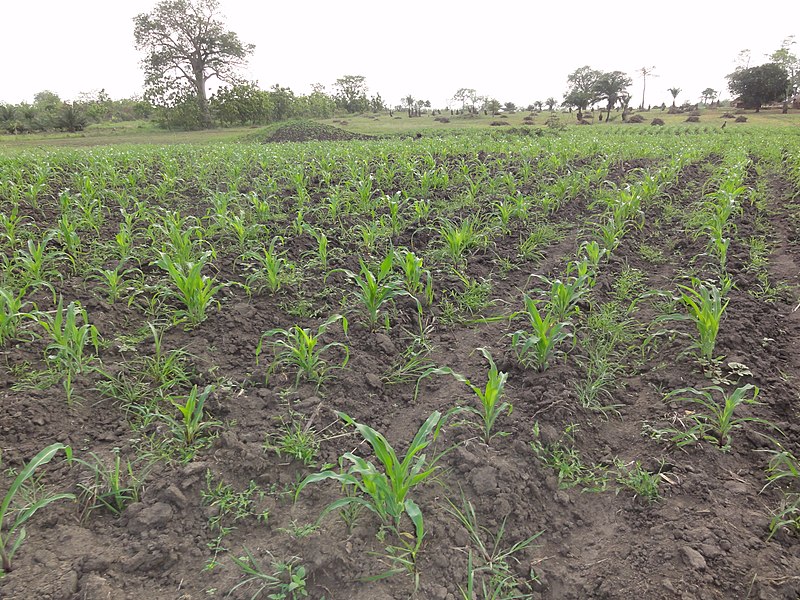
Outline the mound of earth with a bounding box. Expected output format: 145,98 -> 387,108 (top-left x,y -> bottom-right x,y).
259,120 -> 374,143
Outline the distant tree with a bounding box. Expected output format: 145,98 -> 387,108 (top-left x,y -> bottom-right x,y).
483,98 -> 501,114
533,100 -> 543,112
595,71 -> 633,122
545,97 -> 557,111
770,36 -> 799,113
736,49 -> 752,70
268,84 -> 296,121
404,94 -> 415,117
637,66 -> 657,110
369,93 -> 385,112
504,101 -> 517,112
453,88 -> 477,112
333,75 -> 370,113
134,0 -> 255,128
563,66 -> 602,120
210,82 -> 270,125
727,63 -> 789,112
668,87 -> 682,107
701,88 -> 718,105
55,102 -> 88,132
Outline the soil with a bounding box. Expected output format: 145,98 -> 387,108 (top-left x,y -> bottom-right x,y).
0,138 -> 798,600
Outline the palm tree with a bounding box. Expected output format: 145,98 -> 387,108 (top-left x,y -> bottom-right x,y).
638,66 -> 656,109
668,87 -> 682,108
545,97 -> 557,111
595,71 -> 633,122
404,95 -> 415,117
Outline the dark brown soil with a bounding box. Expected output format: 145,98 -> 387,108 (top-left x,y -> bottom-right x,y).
0,142 -> 798,600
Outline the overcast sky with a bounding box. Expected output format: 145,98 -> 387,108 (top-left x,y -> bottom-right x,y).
2,1 -> 797,109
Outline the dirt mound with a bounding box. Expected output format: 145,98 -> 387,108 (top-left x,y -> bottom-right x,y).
258,120 -> 374,143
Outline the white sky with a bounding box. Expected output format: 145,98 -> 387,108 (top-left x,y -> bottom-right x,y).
1,1 -> 797,109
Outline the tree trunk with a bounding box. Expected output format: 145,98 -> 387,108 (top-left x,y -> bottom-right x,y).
193,69 -> 212,128
782,101 -> 789,114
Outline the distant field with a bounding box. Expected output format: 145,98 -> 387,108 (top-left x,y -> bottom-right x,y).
1,106 -> 799,150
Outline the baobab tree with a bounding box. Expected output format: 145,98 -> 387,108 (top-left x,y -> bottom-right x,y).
134,0 -> 254,128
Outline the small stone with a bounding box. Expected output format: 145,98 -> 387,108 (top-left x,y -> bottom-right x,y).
681,546 -> 707,570
60,569 -> 80,598
470,465 -> 498,495
365,373 -> 383,390
131,502 -> 173,532
160,484 -> 188,509
375,333 -> 397,355
555,490 -> 571,505
80,574 -> 117,600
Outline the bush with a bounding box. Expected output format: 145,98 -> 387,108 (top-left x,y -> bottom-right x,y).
685,116 -> 700,123
735,116 -> 748,123
490,120 -> 510,126
651,118 -> 665,126
628,115 -> 645,123
721,113 -> 735,118
433,116 -> 450,123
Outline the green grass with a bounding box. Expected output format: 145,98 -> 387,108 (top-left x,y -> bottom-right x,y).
3,107 -> 800,151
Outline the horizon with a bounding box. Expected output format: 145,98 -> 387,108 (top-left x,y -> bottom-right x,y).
2,1 -> 797,110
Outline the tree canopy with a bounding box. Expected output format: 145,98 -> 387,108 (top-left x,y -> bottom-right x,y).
727,63 -> 789,112
333,75 -> 369,113
134,0 -> 254,128
563,66 -> 602,120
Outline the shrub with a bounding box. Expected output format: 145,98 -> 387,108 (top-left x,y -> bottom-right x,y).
735,116 -> 747,123
628,115 -> 645,123
651,118 -> 665,126
685,116 -> 700,123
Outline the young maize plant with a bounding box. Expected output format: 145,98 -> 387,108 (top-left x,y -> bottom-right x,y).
295,410 -> 450,581
255,314 -> 349,390
243,236 -> 292,294
0,443 -> 74,574
394,248 -> 434,305
539,274 -> 591,321
36,298 -> 100,404
439,218 -> 484,265
418,347 -> 511,443
0,288 -> 32,346
510,295 -> 572,372
161,384 -> 221,452
154,250 -> 225,327
676,277 -> 730,363
664,384 -> 776,451
334,254 -> 414,330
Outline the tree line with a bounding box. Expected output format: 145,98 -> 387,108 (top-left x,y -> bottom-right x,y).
2,0 -> 797,133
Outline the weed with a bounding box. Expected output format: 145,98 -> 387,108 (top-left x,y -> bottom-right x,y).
71,448 -> 150,517
447,495 -> 541,599
265,412 -> 321,467
227,548 -> 308,599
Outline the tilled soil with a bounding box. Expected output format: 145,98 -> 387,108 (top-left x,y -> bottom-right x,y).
0,135 -> 799,600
